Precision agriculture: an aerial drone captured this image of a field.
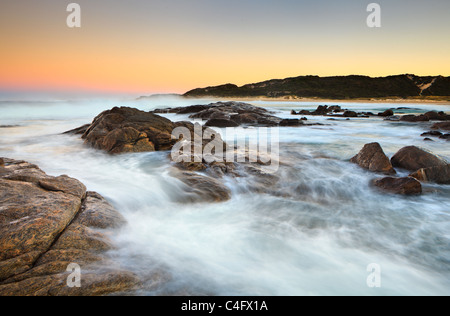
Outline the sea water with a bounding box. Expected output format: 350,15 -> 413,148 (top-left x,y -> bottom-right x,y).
1,97 -> 449,296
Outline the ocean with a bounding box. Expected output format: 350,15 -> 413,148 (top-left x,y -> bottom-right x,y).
1,97 -> 449,295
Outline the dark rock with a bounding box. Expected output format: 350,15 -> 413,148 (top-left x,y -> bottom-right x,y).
299,110 -> 311,115
378,109 -> 394,117
421,131 -> 442,137
424,111 -> 441,120
372,177 -> 422,195
279,119 -> 303,127
188,102 -> 283,127
423,138 -> 434,142
432,122 -> 450,131
0,158 -> 141,296
439,134 -> 450,140
205,118 -> 239,128
351,143 -> 396,175
391,146 -> 447,172
410,164 -> 450,184
291,110 -> 297,115
343,111 -> 358,118
63,124 -> 91,135
400,115 -> 429,122
424,111 -> 450,121
328,105 -> 342,113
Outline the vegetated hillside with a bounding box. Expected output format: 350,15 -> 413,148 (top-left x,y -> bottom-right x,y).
184,75 -> 450,99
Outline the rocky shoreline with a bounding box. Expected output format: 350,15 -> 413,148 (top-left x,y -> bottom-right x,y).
0,158 -> 141,296
1,100 -> 449,296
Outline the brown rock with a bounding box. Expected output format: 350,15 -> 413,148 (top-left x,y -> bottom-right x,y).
391,146 -> 447,172
80,107 -> 176,153
343,111 -> 358,118
351,143 -> 396,175
205,118 -> 240,128
372,177 -> 422,195
171,170 -> 231,203
410,164 -> 450,184
432,122 -> 450,131
378,109 -> 394,117
400,115 -> 429,122
0,158 -> 141,296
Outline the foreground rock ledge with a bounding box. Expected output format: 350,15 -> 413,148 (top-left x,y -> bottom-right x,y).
0,158 -> 141,296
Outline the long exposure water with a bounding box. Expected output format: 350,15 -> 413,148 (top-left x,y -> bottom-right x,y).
1,97 -> 449,295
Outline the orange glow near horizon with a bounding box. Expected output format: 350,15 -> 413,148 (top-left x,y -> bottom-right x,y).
1,1 -> 450,95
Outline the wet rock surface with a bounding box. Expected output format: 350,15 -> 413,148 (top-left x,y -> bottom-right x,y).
0,158 -> 141,296
391,146 -> 448,172
372,177 -> 422,195
410,164 -> 450,185
351,143 -> 396,175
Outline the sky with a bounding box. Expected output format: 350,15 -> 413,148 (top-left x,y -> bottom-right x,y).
1,0 -> 449,96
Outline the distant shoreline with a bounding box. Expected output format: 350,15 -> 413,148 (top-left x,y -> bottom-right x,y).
182,95 -> 450,105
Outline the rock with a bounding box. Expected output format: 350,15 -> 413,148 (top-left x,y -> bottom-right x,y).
424,111 -> 441,120
391,146 -> 447,172
291,110 -> 297,115
343,111 -> 358,118
328,105 -> 342,113
400,115 -> 429,122
351,143 -> 396,175
372,177 -> 422,195
279,119 -> 304,127
378,109 -> 394,117
80,107 -> 177,153
440,134 -> 450,140
421,131 -> 443,137
205,118 -> 240,128
423,138 -> 434,142
171,170 -> 231,203
424,111 -> 450,121
188,101 -> 282,127
0,158 -> 141,296
432,122 -> 450,131
410,164 -> 450,184
63,124 -> 91,135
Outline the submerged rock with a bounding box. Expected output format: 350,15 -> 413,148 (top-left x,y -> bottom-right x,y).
171,169 -> 232,203
390,146 -> 447,172
372,177 -> 422,195
0,158 -> 141,296
351,143 -> 396,175
410,164 -> 450,185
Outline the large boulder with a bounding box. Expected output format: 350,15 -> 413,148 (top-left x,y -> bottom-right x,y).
351,143 -> 396,175
390,146 -> 447,172
0,158 -> 141,296
410,164 -> 450,185
81,107 -> 176,153
372,177 -> 422,195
